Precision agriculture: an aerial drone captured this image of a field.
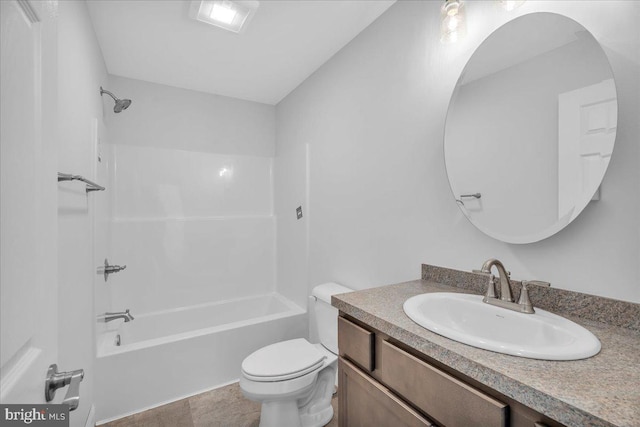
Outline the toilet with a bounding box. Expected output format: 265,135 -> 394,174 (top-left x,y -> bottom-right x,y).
239,282 -> 352,427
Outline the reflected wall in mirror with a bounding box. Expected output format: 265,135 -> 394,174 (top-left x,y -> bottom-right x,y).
444,12 -> 617,244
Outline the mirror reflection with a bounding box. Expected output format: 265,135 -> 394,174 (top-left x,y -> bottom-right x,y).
444,12 -> 617,244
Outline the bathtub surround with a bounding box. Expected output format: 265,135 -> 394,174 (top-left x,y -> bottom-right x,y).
275,0 -> 640,303
108,144 -> 276,313
103,76 -> 278,312
94,75 -> 308,422
102,76 -> 281,312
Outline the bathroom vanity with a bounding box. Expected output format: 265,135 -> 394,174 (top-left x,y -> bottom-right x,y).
333,265 -> 640,427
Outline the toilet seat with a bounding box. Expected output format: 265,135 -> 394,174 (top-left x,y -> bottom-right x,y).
242,339 -> 327,382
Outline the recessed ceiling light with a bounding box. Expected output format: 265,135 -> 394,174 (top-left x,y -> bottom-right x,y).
210,3 -> 237,25
189,1 -> 259,34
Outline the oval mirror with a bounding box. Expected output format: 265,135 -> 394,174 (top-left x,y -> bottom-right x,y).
444,12 -> 617,244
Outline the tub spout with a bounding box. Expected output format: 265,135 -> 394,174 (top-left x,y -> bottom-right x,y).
99,309 -> 134,323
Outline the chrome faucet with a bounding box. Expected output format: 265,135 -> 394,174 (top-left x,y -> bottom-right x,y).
480,258 -> 513,302
99,309 -> 134,323
474,259 -> 550,314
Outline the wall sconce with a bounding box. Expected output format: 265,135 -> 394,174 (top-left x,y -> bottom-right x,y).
440,0 -> 466,44
498,0 -> 525,11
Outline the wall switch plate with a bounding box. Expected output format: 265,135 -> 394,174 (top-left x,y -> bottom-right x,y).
296,206 -> 303,219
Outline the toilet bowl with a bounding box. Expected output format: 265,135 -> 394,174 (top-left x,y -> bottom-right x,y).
239,283 -> 352,427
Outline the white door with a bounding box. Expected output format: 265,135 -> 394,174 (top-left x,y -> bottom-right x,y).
558,79 -> 617,220
1,0 -> 59,406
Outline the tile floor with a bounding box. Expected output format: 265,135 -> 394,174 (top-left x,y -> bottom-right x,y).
101,382 -> 339,427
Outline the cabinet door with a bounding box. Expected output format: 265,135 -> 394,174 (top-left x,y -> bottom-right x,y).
339,358 -> 435,427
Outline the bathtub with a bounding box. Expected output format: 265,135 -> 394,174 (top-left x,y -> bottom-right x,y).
95,293 -> 307,424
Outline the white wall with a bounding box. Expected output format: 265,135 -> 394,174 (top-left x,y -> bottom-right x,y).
275,1 -> 640,303
105,75 -> 275,156
103,76 -> 278,314
57,1 -> 109,425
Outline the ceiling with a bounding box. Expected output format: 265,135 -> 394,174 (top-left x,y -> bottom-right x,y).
87,0 -> 395,105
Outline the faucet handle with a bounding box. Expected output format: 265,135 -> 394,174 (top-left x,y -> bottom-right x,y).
482,274 -> 498,301
473,270 -> 498,300
518,280 -> 551,313
521,280 -> 550,289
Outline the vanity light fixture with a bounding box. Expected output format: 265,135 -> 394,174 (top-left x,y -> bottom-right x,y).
189,0 -> 259,33
498,0 -> 525,11
440,0 -> 466,44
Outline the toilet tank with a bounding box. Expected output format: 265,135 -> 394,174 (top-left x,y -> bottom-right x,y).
310,282 -> 352,354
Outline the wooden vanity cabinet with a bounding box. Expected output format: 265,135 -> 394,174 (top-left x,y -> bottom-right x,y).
338,317 -> 375,372
339,358 -> 436,427
338,315 -> 566,427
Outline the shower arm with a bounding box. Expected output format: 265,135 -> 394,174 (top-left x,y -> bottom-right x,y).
99,87 -> 118,101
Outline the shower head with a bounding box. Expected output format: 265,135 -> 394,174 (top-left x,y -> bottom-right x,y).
100,86 -> 132,113
114,98 -> 132,113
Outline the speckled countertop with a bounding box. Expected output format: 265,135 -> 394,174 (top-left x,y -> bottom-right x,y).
332,279 -> 640,427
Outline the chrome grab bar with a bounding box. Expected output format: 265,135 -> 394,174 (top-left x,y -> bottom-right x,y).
57,172 -> 105,192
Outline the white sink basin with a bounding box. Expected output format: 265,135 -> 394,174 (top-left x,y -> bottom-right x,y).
403,292 -> 601,360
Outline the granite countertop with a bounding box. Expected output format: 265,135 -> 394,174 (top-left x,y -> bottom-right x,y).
332,279 -> 640,427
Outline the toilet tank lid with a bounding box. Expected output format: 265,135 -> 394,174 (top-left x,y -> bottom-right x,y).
312,282 -> 352,304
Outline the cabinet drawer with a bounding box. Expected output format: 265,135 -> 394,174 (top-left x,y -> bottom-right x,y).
377,340 -> 508,427
339,357 -> 435,427
338,316 -> 374,372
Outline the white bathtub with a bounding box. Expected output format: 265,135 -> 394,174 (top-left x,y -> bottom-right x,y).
95,293 -> 307,424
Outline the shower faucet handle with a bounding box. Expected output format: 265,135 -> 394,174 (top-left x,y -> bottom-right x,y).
99,258 -> 127,282
517,280 -> 551,313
